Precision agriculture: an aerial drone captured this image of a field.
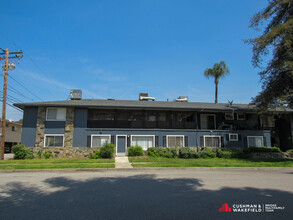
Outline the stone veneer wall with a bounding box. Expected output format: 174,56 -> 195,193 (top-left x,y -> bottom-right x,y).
32,107 -> 99,158
35,107 -> 46,148
65,107 -> 74,148
31,147 -> 100,158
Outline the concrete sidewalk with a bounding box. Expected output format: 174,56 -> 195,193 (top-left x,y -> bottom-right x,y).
115,156 -> 133,168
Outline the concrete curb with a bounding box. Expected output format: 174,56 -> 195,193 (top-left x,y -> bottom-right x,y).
0,167 -> 292,173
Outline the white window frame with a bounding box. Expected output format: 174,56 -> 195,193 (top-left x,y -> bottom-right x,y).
228,133 -> 238,141
130,135 -> 155,149
46,107 -> 66,121
91,134 -> 111,148
200,114 -> 216,130
166,135 -> 185,148
44,134 -> 64,148
247,136 -> 264,147
237,113 -> 245,120
225,113 -> 234,120
203,135 -> 221,147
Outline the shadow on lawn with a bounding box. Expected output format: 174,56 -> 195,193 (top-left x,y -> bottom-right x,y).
0,175 -> 292,220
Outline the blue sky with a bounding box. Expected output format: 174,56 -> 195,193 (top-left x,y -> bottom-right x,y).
1,0 -> 268,121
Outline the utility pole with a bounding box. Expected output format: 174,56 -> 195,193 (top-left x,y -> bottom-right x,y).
0,48 -> 23,160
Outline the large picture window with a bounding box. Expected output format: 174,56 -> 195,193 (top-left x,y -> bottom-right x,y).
247,136 -> 264,147
91,135 -> 111,147
131,135 -> 155,150
46,108 -> 66,121
44,135 -> 64,147
167,135 -> 184,147
203,135 -> 221,147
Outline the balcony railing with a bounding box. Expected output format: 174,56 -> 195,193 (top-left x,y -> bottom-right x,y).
87,120 -> 196,129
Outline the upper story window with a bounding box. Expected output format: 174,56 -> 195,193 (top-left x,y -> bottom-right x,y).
46,108 -> 66,121
11,126 -> 17,132
237,113 -> 245,120
260,115 -> 275,128
200,114 -> 216,129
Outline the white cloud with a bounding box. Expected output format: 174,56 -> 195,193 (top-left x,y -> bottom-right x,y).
18,69 -> 104,99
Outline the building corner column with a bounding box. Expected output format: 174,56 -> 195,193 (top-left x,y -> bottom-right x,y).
65,107 -> 74,148
35,107 -> 46,148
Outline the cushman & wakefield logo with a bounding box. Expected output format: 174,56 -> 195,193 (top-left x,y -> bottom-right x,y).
219,203 -> 285,213
218,203 -> 231,212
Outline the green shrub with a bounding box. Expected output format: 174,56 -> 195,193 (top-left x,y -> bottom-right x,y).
222,151 -> 232,158
216,148 -> 223,158
216,148 -> 233,158
244,146 -> 281,153
286,149 -> 293,153
189,150 -> 200,158
12,144 -> 34,160
198,148 -> 216,158
36,150 -> 43,158
44,151 -> 52,159
147,147 -> 177,158
229,150 -> 249,158
179,147 -> 192,158
178,147 -> 199,158
128,145 -> 144,156
89,150 -> 101,159
99,142 -> 115,158
147,147 -> 157,157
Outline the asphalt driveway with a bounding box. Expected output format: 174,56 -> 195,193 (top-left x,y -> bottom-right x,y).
0,168 -> 292,220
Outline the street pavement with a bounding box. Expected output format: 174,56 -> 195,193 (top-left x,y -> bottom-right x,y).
0,168 -> 292,220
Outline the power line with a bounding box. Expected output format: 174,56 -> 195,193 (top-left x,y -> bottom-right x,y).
0,100 -> 23,112
8,74 -> 43,101
16,66 -> 59,100
0,91 -> 23,103
0,33 -> 58,100
7,85 -> 28,99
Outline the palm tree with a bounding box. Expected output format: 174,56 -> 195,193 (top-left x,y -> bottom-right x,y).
204,61 -> 229,104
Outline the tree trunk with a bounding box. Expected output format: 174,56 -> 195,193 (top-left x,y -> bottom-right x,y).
215,80 -> 218,104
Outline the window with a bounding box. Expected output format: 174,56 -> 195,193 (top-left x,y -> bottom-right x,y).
148,115 -> 156,121
203,136 -> 221,147
167,135 -> 184,147
46,108 -> 66,121
91,135 -> 111,147
12,126 -> 17,132
158,113 -> 166,121
225,113 -> 234,120
260,115 -> 275,128
44,135 -> 64,147
200,114 -> 216,129
237,113 -> 245,120
247,136 -> 264,147
229,133 -> 238,141
131,135 -> 155,150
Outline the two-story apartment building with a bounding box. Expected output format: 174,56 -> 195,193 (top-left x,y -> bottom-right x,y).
14,93 -> 293,157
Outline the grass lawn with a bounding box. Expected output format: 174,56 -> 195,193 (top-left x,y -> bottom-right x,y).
0,158 -> 115,169
129,157 -> 293,167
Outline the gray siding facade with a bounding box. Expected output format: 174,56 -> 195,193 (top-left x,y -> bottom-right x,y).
72,108 -> 271,148
21,107 -> 38,147
21,106 -> 274,149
